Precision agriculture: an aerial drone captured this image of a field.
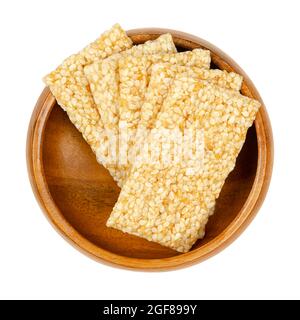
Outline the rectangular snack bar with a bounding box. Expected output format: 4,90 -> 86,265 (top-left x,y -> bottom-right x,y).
43,24 -> 132,160
107,74 -> 260,252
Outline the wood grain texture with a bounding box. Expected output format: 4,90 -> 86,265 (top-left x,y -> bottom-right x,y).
26,29 -> 273,271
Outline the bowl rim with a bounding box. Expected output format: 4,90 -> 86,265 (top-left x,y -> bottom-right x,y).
27,28 -> 274,271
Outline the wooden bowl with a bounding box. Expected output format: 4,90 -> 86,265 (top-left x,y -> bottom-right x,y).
27,28 -> 273,271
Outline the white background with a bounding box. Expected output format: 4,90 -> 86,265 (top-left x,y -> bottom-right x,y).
0,0 -> 299,300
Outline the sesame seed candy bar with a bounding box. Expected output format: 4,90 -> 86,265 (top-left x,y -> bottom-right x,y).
83,34 -> 177,185
43,24 -> 132,157
107,75 -> 260,252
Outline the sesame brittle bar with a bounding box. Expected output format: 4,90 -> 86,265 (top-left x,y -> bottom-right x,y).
107,75 -> 260,252
43,24 -> 132,161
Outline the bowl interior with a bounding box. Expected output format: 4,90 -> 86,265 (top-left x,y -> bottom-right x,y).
41,36 -> 258,259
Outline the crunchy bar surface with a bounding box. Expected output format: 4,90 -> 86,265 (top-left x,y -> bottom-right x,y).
107,75 -> 260,252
